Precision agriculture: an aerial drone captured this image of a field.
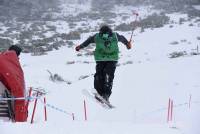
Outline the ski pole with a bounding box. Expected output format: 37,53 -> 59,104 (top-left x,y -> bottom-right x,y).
130,11 -> 139,42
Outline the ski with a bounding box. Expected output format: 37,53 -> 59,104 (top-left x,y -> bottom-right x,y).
93,92 -> 115,109
82,89 -> 115,109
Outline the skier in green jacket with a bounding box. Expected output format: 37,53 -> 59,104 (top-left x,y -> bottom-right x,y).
75,25 -> 132,102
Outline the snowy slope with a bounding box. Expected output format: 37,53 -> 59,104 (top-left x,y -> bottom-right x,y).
1,4 -> 200,134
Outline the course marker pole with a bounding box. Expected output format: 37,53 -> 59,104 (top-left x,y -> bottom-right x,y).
44,97 -> 47,121
84,100 -> 87,121
31,91 -> 39,124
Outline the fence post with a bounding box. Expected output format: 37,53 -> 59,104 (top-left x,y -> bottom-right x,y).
189,94 -> 192,109
44,97 -> 47,121
167,98 -> 174,123
170,100 -> 173,121
26,87 -> 33,109
31,91 -> 39,124
72,113 -> 75,121
84,100 -> 87,121
167,98 -> 171,122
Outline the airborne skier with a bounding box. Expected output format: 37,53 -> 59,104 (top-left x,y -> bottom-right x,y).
75,25 -> 132,103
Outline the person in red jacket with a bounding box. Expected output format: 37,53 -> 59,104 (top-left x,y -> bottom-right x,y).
0,45 -> 27,122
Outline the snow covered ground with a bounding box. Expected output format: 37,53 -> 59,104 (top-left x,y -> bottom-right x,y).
1,4 -> 200,134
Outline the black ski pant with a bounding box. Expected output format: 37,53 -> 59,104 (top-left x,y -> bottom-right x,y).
94,61 -> 117,98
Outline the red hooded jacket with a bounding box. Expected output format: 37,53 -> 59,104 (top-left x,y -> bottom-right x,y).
0,51 -> 27,122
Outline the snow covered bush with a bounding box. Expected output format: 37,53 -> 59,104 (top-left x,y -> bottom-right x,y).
139,13 -> 170,29
0,38 -> 13,51
169,51 -> 187,58
170,41 -> 179,45
114,23 -> 132,31
63,31 -> 80,40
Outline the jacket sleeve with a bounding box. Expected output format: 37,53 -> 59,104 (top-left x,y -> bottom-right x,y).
116,33 -> 129,46
79,34 -> 96,49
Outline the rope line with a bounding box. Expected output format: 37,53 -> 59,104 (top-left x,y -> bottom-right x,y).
0,96 -> 41,101
39,99 -> 73,116
137,100 -> 200,119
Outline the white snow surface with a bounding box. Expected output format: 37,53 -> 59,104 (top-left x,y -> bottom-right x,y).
1,6 -> 200,134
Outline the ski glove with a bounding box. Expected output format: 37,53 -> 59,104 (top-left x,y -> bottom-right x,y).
126,41 -> 132,49
75,45 -> 81,51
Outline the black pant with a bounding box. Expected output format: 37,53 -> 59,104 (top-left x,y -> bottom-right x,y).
94,61 -> 117,97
